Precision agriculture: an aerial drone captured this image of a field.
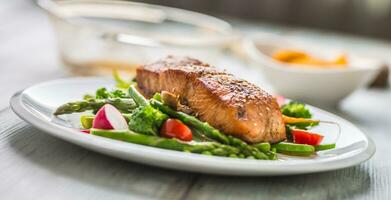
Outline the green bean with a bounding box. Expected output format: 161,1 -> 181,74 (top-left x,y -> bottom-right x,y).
272,142 -> 315,157
314,143 -> 336,151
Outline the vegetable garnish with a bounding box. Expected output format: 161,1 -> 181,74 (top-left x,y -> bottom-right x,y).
150,99 -> 274,160
314,143 -> 336,151
53,98 -> 137,115
282,115 -> 319,124
93,104 -> 129,130
291,129 -> 324,146
150,99 -> 229,144
282,115 -> 320,128
80,129 -> 90,134
281,101 -> 312,119
160,119 -> 192,141
53,71 -> 339,160
127,86 -> 169,136
128,85 -> 148,106
272,142 -> 315,157
253,142 -> 271,152
281,101 -> 319,130
128,105 -> 168,136
91,129 -> 239,157
112,70 -> 135,89
80,115 -> 94,129
95,87 -> 129,100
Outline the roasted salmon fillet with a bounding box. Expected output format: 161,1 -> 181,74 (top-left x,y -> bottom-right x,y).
136,56 -> 286,143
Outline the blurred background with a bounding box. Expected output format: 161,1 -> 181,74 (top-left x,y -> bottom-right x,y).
1,0 -> 390,108
135,0 -> 391,40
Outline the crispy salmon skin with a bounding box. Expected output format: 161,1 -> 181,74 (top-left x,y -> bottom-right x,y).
136,56 -> 286,143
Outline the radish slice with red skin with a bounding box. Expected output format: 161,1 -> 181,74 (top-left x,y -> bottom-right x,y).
80,129 -> 90,134
93,106 -> 113,129
92,104 -> 128,130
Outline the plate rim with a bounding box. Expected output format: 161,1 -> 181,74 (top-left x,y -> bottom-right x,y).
9,77 -> 376,176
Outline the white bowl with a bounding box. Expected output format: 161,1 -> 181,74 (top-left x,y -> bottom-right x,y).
38,0 -> 235,75
243,36 -> 382,107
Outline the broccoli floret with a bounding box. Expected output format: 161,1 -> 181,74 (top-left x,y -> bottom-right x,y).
95,88 -> 111,99
95,87 -> 128,99
128,105 -> 168,136
110,89 -> 128,98
281,101 -> 318,130
281,101 -> 312,118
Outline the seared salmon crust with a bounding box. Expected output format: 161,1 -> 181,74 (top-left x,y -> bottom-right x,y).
136,56 -> 286,143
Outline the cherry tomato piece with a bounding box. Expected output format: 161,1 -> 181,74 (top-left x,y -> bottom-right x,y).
160,119 -> 192,141
291,129 -> 324,145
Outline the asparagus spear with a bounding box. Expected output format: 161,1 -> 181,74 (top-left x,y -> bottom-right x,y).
149,99 -> 229,144
54,98 -> 137,115
128,88 -> 276,160
253,142 -> 271,152
226,135 -> 271,160
150,99 -> 275,160
112,70 -> 134,89
91,129 -> 240,157
128,85 -> 148,106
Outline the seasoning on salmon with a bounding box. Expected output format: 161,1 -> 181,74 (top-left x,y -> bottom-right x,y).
136,56 -> 286,143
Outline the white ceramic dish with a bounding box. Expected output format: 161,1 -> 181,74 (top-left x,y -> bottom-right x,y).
243,35 -> 382,107
10,77 -> 375,176
38,0 -> 235,75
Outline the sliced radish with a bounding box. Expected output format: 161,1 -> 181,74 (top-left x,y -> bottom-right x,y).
92,104 -> 128,130
80,129 -> 90,134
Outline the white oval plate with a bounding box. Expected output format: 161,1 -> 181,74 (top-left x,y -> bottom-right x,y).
10,77 -> 375,176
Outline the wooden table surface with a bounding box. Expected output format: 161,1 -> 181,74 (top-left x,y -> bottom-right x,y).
1,1 -> 391,199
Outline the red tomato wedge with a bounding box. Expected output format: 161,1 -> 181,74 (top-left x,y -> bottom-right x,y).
160,119 -> 192,141
291,129 -> 324,145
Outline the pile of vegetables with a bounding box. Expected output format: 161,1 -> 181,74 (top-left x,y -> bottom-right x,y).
54,73 -> 337,160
